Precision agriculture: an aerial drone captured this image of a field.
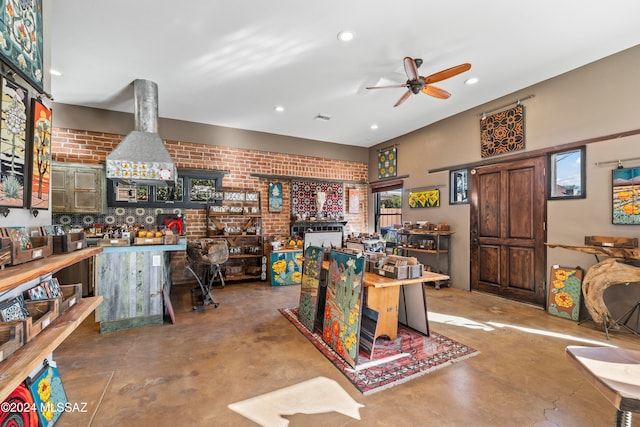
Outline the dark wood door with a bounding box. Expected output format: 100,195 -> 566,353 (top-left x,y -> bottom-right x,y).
470,157 -> 547,306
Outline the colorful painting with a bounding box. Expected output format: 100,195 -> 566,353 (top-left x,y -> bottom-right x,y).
29,98 -> 50,209
26,363 -> 68,427
0,383 -> 39,426
298,246 -> 324,331
612,167 -> 640,225
270,249 -> 303,286
5,225 -> 31,249
0,0 -> 44,91
378,147 -> 397,179
323,250 -> 364,368
547,266 -> 583,321
480,104 -> 524,158
0,294 -> 28,321
268,182 -> 282,212
409,189 -> 440,208
0,76 -> 28,207
291,180 -> 343,219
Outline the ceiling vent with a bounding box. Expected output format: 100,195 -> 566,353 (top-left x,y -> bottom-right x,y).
105,79 -> 177,186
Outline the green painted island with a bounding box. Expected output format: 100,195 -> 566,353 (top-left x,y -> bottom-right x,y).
94,241 -> 186,333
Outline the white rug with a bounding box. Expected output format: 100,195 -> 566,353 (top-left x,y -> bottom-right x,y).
228,376 -> 364,427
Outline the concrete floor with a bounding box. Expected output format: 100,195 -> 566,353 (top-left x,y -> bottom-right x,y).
53,281 -> 640,427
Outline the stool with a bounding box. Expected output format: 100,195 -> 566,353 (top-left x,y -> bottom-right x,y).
566,346 -> 640,426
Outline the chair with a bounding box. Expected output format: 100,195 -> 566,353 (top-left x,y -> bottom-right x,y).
566,345 -> 640,426
186,238 -> 229,310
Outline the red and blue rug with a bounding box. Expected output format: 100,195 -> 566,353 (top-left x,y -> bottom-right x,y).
279,306 -> 479,395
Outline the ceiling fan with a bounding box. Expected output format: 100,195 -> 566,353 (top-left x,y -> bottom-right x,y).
366,57 -> 471,107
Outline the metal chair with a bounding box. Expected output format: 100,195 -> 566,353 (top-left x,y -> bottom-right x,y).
186,238 -> 229,310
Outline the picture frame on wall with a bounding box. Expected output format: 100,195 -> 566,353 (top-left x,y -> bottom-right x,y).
0,76 -> 30,208
449,169 -> 469,205
408,189 -> 440,208
0,0 -> 44,92
269,182 -> 283,212
29,98 -> 52,209
612,166 -> 640,225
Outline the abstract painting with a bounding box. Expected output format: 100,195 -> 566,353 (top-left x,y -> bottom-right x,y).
378,147 -> 397,179
291,180 -> 343,219
298,246 -> 324,331
323,250 -> 364,368
612,167 -> 640,225
547,266 -> 583,321
0,76 -> 28,207
0,0 -> 44,91
29,98 -> 50,209
480,104 -> 524,157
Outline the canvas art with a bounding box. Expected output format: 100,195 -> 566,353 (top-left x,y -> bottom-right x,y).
0,382 -> 39,426
612,167 -> 640,225
377,147 -> 397,179
270,250 -> 303,286
26,362 -> 68,427
291,180 -> 343,219
408,189 -> 440,208
0,76 -> 29,207
298,246 -> 324,331
547,266 -> 583,321
29,99 -> 51,209
323,250 -> 364,368
480,104 -> 525,157
348,188 -> 359,214
0,0 -> 44,91
268,182 -> 282,212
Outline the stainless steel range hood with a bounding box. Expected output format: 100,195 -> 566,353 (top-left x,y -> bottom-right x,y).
106,79 -> 177,186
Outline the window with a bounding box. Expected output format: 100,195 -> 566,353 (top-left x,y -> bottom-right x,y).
548,147 -> 586,199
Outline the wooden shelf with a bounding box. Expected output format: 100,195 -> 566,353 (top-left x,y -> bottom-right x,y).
0,296 -> 103,402
400,247 -> 449,254
229,254 -> 264,259
0,247 -> 103,293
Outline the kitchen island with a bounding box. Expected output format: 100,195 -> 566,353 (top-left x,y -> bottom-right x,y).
94,240 -> 186,333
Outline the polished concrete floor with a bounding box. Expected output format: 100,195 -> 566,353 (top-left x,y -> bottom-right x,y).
54,281 -> 640,427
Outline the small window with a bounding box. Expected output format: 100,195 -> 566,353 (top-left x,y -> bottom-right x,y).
548,147 -> 586,199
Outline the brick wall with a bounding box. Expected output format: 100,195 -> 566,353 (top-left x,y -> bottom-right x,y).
52,128 -> 369,283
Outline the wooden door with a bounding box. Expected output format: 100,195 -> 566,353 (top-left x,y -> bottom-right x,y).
470,157 -> 546,306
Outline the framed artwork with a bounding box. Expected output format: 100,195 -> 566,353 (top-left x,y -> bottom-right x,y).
268,182 -> 282,212
449,169 -> 469,205
612,167 -> 640,225
0,0 -> 44,91
548,147 -> 585,200
480,104 -> 524,158
408,189 -> 440,208
29,98 -> 51,209
0,76 -> 29,207
547,266 -> 583,321
322,250 -> 364,368
378,147 -> 397,179
348,188 -> 360,214
0,294 -> 29,321
269,250 -> 303,286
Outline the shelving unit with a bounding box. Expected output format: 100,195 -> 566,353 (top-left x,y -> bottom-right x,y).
0,247 -> 103,402
206,189 -> 267,281
398,230 -> 454,289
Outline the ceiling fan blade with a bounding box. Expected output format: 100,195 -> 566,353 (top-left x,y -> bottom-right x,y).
423,63 -> 472,84
366,84 -> 409,90
422,85 -> 451,99
393,90 -> 413,107
403,57 -> 419,81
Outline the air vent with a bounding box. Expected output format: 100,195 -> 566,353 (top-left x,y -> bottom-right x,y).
314,114 -> 332,121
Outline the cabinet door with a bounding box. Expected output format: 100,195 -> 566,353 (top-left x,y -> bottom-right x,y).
51,163 -> 106,213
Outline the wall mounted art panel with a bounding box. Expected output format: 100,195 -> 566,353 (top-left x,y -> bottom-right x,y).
612,167 -> 640,224
29,98 -> 50,209
291,180 -> 343,220
377,147 -> 397,179
480,104 -> 524,158
408,189 -> 440,208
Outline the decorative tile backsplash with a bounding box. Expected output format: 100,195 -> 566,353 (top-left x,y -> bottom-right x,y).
52,207 -> 184,230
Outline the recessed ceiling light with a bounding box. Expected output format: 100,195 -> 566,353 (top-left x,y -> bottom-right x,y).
370,124 -> 379,130
50,68 -> 62,77
465,77 -> 479,85
274,105 -> 285,112
337,31 -> 355,42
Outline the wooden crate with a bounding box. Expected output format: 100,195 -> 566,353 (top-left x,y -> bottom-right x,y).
0,321 -> 24,362
134,237 -> 163,245
24,299 -> 59,342
97,238 -> 130,247
0,237 -> 10,269
58,283 -> 82,313
163,235 -> 179,245
584,235 -> 638,248
52,232 -> 87,253
9,236 -> 53,266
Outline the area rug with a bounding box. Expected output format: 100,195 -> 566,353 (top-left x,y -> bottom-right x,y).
279,307 -> 479,395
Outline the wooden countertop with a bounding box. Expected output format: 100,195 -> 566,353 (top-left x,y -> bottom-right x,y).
322,260 -> 449,288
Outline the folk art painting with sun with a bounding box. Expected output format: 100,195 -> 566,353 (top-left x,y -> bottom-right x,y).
547,266 -> 583,321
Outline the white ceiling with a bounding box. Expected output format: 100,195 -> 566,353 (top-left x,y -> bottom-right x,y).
50,1 -> 640,148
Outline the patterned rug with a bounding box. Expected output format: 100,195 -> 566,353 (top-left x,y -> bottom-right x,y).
279,307 -> 479,395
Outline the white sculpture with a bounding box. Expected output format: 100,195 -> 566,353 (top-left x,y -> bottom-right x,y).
315,191 -> 327,214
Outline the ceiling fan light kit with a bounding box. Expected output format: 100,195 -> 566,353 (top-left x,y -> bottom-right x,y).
366,57 -> 471,107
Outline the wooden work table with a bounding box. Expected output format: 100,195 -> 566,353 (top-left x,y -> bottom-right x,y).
322,260 -> 449,340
